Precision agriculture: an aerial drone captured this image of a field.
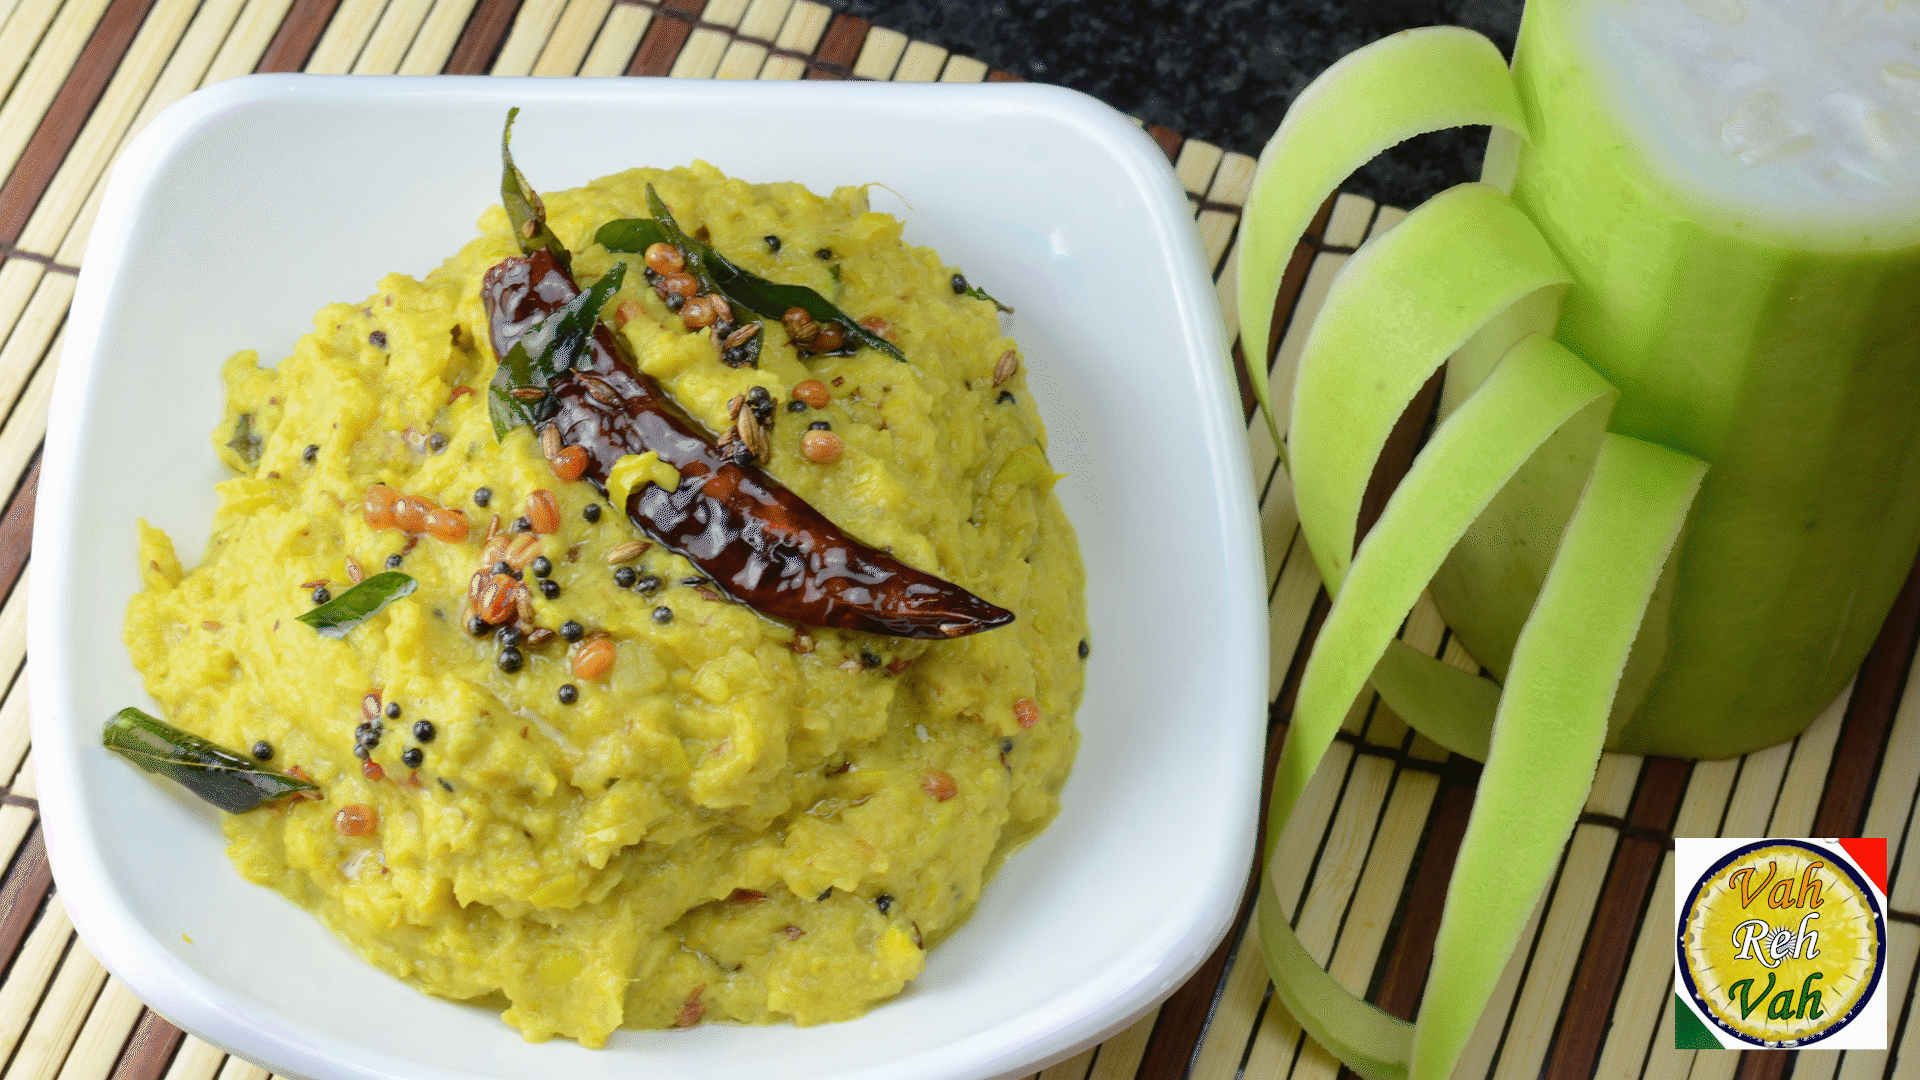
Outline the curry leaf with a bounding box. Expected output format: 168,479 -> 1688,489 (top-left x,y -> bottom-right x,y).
486,264 -> 626,438
966,283 -> 1013,313
296,571 -> 418,638
225,413 -> 261,466
104,707 -> 319,813
501,107 -> 572,269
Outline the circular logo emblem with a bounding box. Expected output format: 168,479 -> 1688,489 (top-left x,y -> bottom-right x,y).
1677,840 -> 1884,1047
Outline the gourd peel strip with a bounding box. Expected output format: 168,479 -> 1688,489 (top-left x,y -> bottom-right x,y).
1291,182 -> 1572,593
1412,435 -> 1704,1079
1369,640 -> 1497,762
1237,27 -> 1527,451
1272,332 -> 1615,830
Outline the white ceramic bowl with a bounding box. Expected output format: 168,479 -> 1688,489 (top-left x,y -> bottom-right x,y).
31,76 -> 1265,1080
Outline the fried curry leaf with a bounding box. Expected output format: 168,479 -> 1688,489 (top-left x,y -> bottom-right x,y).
225,413 -> 261,466
501,108 -> 572,269
104,707 -> 319,813
296,571 -> 418,638
599,186 -> 909,364
486,263 -> 627,438
966,283 -> 1014,313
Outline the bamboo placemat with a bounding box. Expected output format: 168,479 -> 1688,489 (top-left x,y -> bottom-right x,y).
0,2 -> 1915,1078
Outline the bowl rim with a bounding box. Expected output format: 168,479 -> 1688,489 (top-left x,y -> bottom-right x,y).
29,73 -> 1267,1080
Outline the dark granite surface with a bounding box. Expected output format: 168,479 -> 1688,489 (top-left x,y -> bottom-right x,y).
828,0 -> 1525,210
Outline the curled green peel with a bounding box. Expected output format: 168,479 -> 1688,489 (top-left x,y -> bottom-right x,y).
1236,26 -> 1527,450
1275,331 -> 1614,828
1290,183 -> 1572,592
1413,435 -> 1704,1079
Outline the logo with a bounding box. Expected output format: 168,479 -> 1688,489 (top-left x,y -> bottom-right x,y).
1674,838 -> 1887,1049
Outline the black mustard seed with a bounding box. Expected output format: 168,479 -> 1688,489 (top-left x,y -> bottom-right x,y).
251,740 -> 273,761
512,516 -> 532,534
466,614 -> 490,636
765,235 -> 781,252
473,487 -> 492,507
559,620 -> 584,642
652,606 -> 673,625
950,273 -> 967,294
496,626 -> 524,647
401,747 -> 424,769
809,420 -> 831,431
311,586 -> 331,604
530,556 -> 552,578
582,503 -> 602,523
429,432 -> 447,453
997,391 -> 1016,404
539,579 -> 560,600
818,887 -> 833,901
496,647 -> 524,673
875,894 -> 893,913
557,684 -> 579,705
814,248 -> 833,260
413,720 -> 435,742
636,574 -> 662,595
385,553 -> 404,569
385,701 -> 401,720
786,400 -> 808,413
665,293 -> 684,312
368,330 -> 388,348
614,566 -> 637,589
302,444 -> 318,463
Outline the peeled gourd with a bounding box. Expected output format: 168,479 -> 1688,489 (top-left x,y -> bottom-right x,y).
1237,2 -> 1920,1078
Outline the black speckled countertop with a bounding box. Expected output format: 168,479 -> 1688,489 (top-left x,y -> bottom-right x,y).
831,0 -> 1525,209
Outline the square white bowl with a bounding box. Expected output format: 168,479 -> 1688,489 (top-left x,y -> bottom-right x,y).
30,75 -> 1266,1080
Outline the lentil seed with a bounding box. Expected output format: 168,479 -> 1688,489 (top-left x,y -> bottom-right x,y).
800,429 -> 844,464
1014,698 -> 1040,728
921,769 -> 958,801
792,380 -> 830,409
525,490 -> 561,534
572,637 -> 616,680
335,804 -> 377,837
680,296 -> 718,329
550,445 -> 589,482
812,323 -> 847,352
644,242 -> 685,275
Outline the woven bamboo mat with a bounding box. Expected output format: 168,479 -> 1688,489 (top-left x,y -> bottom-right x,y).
0,1 -> 1916,1078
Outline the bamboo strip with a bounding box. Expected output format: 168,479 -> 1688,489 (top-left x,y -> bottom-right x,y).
1767,682 -> 1850,835
735,0 -> 789,40
1586,754 -> 1641,817
0,0 -> 56,105
1327,770 -> 1439,992
213,1059 -> 267,1080
1836,1048 -> 1891,1080
1290,1033 -> 1344,1080
0,673 -> 28,786
0,899 -> 74,1067
204,0 -> 297,84
1259,454 -> 1300,595
938,54 -> 986,82
489,0 -> 567,76
670,27 -> 730,77
715,39 -> 766,78
13,0 -> 211,257
755,0 -> 828,78
1720,738 -> 1793,835
1267,533 -> 1324,702
7,934 -> 108,1080
305,0 -> 387,73
1685,1048 -> 1740,1080
530,0 -> 613,75
1489,823 -> 1618,1079
0,803 -> 31,889
889,39 -> 944,82
1671,758 -> 1737,838
0,580 -> 29,725
1795,1053 -> 1842,1080
1217,242 -> 1247,392
127,0 -> 253,122
1032,1046 -> 1095,1080
1187,934 -> 1282,1080
1273,742 -> 1359,919
50,978 -> 145,1080
0,273 -> 74,438
577,3 -> 650,76
703,0 -> 749,25
1174,140 -> 1222,199
159,1037 -> 225,1080
849,25 -> 904,80
1642,1000 -> 1694,1078
0,332 -> 64,505
11,751 -> 32,798
1294,756 -> 1396,964
0,262 -> 46,368
1084,1009 -> 1155,1080
1590,853 -> 1673,1080
1448,893 -> 1548,1080
350,0 -> 434,72
1241,954 -> 1305,1079
1863,644 -> 1920,842
0,0 -> 112,191
395,0 -> 477,73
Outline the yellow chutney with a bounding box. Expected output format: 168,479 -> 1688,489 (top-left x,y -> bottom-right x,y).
124,163 -> 1086,1046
